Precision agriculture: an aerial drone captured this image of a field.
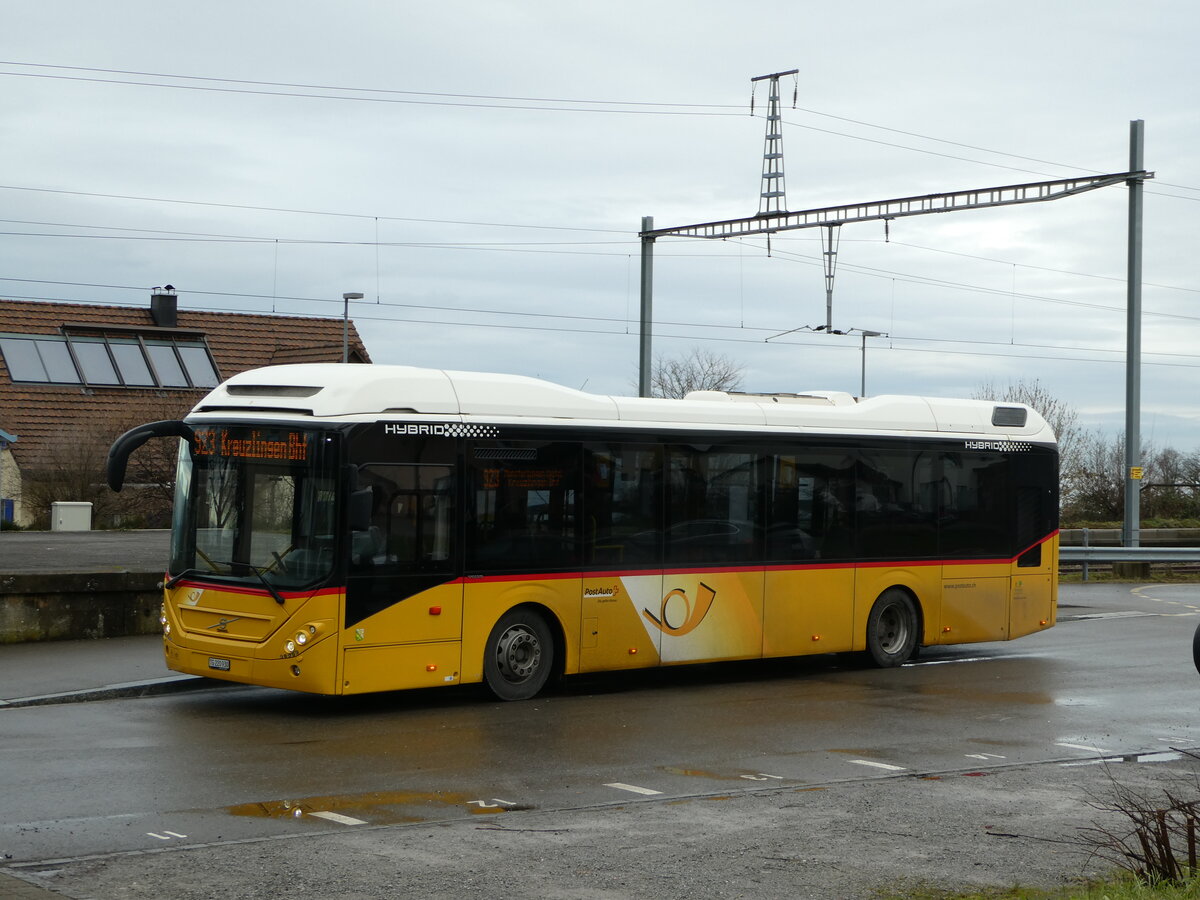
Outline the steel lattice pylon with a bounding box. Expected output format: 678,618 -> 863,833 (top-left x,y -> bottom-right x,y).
752,69 -> 797,215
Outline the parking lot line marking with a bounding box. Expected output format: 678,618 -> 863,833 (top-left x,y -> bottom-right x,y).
308,810 -> 367,826
849,760 -> 907,771
1056,742 -> 1109,754
604,782 -> 663,796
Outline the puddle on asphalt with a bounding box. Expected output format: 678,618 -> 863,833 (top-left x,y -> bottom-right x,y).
224,788 -> 526,825
660,766 -> 744,781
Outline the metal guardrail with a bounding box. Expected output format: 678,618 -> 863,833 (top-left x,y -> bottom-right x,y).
1060,546 -> 1200,564
1060,545 -> 1200,582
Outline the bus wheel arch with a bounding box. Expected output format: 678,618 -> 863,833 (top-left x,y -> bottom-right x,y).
482,604 -> 562,701
864,587 -> 921,668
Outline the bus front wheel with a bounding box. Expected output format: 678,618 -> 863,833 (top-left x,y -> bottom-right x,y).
865,589 -> 919,668
483,609 -> 554,701
1193,621 -> 1200,676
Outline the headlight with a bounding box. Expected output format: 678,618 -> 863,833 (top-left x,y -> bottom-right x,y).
285,640 -> 296,653
295,631 -> 308,646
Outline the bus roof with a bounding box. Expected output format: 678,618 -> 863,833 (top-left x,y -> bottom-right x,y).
191,363 -> 1055,443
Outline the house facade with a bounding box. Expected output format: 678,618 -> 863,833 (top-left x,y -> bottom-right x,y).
0,291 -> 370,528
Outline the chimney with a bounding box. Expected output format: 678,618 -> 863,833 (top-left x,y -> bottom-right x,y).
150,285 -> 178,327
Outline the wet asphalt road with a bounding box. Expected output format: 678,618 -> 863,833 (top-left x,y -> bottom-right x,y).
2,582 -> 1199,898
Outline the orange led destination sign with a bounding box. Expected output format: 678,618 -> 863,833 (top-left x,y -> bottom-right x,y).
194,429 -> 308,461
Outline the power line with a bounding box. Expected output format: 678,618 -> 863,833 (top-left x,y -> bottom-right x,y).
5,289 -> 1200,370
4,224 -> 1200,325
0,183 -> 628,232
0,60 -> 743,110
0,68 -> 740,117
8,59 -> 1200,199
859,239 -> 1200,295
730,239 -> 1200,323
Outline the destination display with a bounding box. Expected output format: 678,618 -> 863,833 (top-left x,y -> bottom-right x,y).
193,428 -> 309,461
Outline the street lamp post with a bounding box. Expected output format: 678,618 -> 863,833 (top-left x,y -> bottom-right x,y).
342,292 -> 364,363
855,329 -> 885,397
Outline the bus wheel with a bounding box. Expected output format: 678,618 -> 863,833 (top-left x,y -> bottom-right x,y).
483,609 -> 554,701
1193,621 -> 1200,676
865,589 -> 918,668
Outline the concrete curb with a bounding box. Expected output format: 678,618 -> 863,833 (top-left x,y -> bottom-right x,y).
0,674 -> 233,709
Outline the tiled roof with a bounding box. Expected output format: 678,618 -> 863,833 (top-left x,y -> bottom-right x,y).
0,298 -> 371,470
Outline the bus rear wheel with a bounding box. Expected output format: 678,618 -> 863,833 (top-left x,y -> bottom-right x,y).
1193,621 -> 1200,676
483,609 -> 554,701
865,589 -> 918,668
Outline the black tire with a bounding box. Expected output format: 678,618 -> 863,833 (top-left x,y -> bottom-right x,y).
1193,621 -> 1200,676
865,589 -> 919,668
483,609 -> 554,701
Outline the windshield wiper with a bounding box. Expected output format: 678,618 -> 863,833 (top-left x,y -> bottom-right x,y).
164,568 -> 207,590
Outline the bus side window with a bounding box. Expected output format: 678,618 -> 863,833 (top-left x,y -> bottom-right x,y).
352,465 -> 455,574
857,450 -> 937,559
939,452 -> 1009,558
766,453 -> 854,561
467,443 -> 580,572
583,445 -> 661,566
665,447 -> 759,564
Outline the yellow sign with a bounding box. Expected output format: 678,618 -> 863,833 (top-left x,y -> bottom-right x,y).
1130,467 -> 1144,480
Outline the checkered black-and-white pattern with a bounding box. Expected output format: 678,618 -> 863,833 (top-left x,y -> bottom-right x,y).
444,424 -> 500,438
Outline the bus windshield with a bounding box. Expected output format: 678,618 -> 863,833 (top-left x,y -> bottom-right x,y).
170,425 -> 340,590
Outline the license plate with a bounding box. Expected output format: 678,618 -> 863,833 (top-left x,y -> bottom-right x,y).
208,657 -> 231,672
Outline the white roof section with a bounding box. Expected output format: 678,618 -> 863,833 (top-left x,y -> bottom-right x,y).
192,363 -> 1056,443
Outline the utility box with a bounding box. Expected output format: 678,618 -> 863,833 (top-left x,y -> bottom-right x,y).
51,501 -> 93,532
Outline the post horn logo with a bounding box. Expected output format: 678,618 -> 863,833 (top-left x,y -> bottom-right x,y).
642,582 -> 716,637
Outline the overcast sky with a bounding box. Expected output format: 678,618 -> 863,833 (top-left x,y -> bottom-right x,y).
2,2 -> 1198,449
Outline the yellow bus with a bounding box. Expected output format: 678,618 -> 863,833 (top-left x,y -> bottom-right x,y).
108,363 -> 1058,701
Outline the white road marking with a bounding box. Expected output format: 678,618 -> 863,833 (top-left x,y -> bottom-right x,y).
1056,742 -> 1110,754
740,773 -> 784,781
965,753 -> 1007,760
308,810 -> 366,826
163,831 -> 187,838
849,760 -> 907,771
468,799 -> 517,809
604,782 -> 663,795
146,833 -> 171,840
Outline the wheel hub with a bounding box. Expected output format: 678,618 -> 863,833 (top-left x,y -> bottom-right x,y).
496,627 -> 541,681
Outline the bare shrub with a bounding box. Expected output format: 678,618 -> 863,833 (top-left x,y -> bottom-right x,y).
1078,751 -> 1200,884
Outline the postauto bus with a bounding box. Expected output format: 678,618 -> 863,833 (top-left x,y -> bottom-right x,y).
108,363 -> 1058,701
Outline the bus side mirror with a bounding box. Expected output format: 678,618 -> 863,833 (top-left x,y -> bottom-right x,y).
349,487 -> 373,532
107,420 -> 194,492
